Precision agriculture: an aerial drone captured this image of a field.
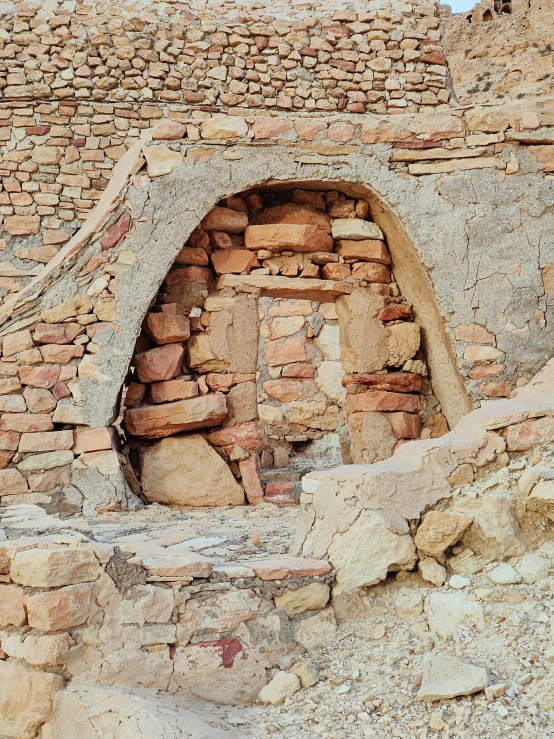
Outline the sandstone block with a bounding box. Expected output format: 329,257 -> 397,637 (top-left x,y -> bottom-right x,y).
386,411 -> 421,439
454,323 -> 495,344
3,329 -> 34,357
140,434 -> 244,506
200,115 -> 248,139
481,381 -> 511,397
504,417 -> 554,451
331,219 -> 383,241
19,366 -> 60,388
187,334 -> 228,374
250,557 -> 331,580
263,379 -> 303,402
387,323 -> 420,366
259,672 -> 300,705
201,206 -> 248,233
245,224 -> 333,253
72,428 -> 112,454
143,144 -> 183,177
415,511 -> 473,559
348,411 -> 397,464
0,584 -> 26,627
225,382 -> 257,426
152,120 -> 186,140
150,378 -> 198,404
322,263 -> 351,280
274,582 -> 329,616
347,391 -> 420,414
351,263 -> 391,283
207,422 -> 262,451
144,313 -> 190,345
25,583 -> 93,631
265,336 -> 307,366
0,662 -> 64,739
1,633 -> 74,668
11,548 -> 100,588
100,211 -> 131,250
283,363 -> 315,378
125,394 -> 227,438
1,413 -> 54,432
211,249 -> 257,275
337,239 -> 390,263
343,372 -> 422,393
425,592 -> 485,638
142,551 -> 213,579
174,246 -> 209,266
135,344 -> 185,383
376,305 -> 412,321
464,346 -> 503,362
0,468 -> 28,494
239,454 -> 264,505
336,289 -> 387,373
260,315 -> 305,340
4,215 -> 40,235
23,388 -> 56,413
252,203 -> 331,232
19,430 -> 73,453
17,450 -> 74,472
418,654 -> 488,701
39,345 -> 84,365
205,373 -> 255,392
40,295 -> 92,324
293,607 -> 337,650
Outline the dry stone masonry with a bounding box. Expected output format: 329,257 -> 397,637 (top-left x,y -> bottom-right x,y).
1,0 -> 554,735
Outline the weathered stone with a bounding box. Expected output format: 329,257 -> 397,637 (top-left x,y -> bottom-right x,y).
152,120 -> 187,140
387,323 -> 420,366
2,414 -> 53,433
418,654 -> 488,701
424,592 -> 485,638
17,450 -> 74,472
260,315 -> 305,340
336,288 -> 387,373
245,224 -> 333,253
100,211 -> 130,250
348,411 -> 396,464
252,203 -> 331,232
1,633 -> 74,668
187,334 -> 228,373
250,557 -> 331,580
200,115 -> 248,139
3,329 -> 34,357
331,219 -> 383,240
0,584 -> 26,627
351,263 -> 391,283
386,411 -> 421,440
142,552 -> 213,579
140,434 -> 244,506
25,583 -> 93,631
504,417 -> 554,451
0,468 -> 29,494
135,344 -> 185,383
464,346 -> 503,362
150,378 -> 198,404
0,662 -> 64,739
144,144 -> 184,177
23,388 -> 56,413
239,454 -> 264,505
314,324 -> 340,360
10,548 -> 100,588
259,672 -> 300,705
415,511 -> 473,559
40,295 -> 92,324
418,557 -> 447,587
274,582 -> 330,615
72,428 -> 112,454
125,394 -> 227,438
4,215 -> 41,235
263,378 -> 303,402
211,249 -> 258,275
337,239 -> 390,263
144,313 -> 190,344
265,336 -> 307,366
207,422 -> 262,451
202,206 -> 248,233
19,430 -> 73,453
455,323 -> 495,344
290,661 -> 319,688
293,607 -> 337,649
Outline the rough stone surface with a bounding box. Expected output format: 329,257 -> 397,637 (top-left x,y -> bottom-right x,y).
418,654 -> 488,701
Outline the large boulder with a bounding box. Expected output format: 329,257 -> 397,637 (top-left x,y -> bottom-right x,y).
140,435 -> 245,506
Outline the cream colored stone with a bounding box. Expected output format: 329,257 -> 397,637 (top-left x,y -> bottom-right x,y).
143,144 -> 184,177
200,115 -> 248,139
331,219 -> 383,240
11,547 -> 100,588
0,662 -> 64,739
140,434 -> 245,506
258,671 -> 300,705
314,324 -> 340,360
315,361 -> 346,403
294,607 -> 337,649
274,582 -> 330,615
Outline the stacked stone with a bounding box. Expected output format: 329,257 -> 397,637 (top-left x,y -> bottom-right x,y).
0,0 -> 450,114
0,532 -> 333,731
122,186 -> 446,507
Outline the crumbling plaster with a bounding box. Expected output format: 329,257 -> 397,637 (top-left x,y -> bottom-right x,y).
55,143 -> 553,431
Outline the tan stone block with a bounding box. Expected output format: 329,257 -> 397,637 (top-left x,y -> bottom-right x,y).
17,449 -> 74,472
174,246 -> 209,266
25,583 -> 93,631
351,262 -> 391,283
336,288 -> 387,373
274,582 -> 330,615
268,299 -> 313,317
144,313 -> 190,345
265,336 -> 307,366
322,263 -> 351,280
415,511 -> 473,559
328,199 -> 356,218
0,662 -> 64,739
31,145 -> 63,165
140,434 -> 244,506
464,346 -> 503,362
0,413 -> 53,432
207,421 -> 262,451
33,322 -> 84,344
28,467 -> 71,492
201,205 -> 248,233
347,391 -> 420,413
423,412 -> 449,438
0,584 -> 26,627
331,219 -> 383,241
152,120 -> 186,140
387,323 -> 420,366
211,249 -> 257,275
143,143 -> 183,177
11,548 -> 100,588
541,262 -> 554,293
23,388 -> 56,413
142,551 -> 213,579
18,430 -> 73,453
260,315 -> 305,340
124,394 -> 227,439
338,240 -> 390,263
348,411 -> 396,464
245,224 -> 333,253
3,329 -> 34,357
19,366 -> 60,388
200,115 -> 248,139
0,468 -> 28,494
250,556 -> 331,580
263,379 -> 303,402
150,378 -> 198,404
72,427 -> 112,454
454,323 -> 495,344
1,633 -> 74,667
480,381 -> 511,397
40,295 -> 92,323
0,431 -> 19,450
0,378 -> 22,395
504,417 -> 554,451
187,334 -> 228,373
225,381 -> 257,426
135,344 -> 185,383
4,215 -> 40,235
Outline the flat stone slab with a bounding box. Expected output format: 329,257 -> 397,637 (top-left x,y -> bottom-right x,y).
216,274 -> 353,301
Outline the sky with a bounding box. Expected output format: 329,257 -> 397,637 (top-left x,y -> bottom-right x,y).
445,0 -> 477,12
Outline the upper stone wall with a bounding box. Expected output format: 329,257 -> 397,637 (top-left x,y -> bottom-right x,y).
0,0 -> 451,114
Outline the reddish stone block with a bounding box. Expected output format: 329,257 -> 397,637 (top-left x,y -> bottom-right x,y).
207,421 -> 262,451
150,378 -> 198,404
0,452 -> 15,469
504,417 -> 554,451
33,322 -> 84,345
250,556 -> 331,580
124,394 -> 227,439
0,414 -> 53,432
163,265 -> 212,287
124,382 -> 146,408
100,210 -> 130,249
282,363 -> 315,378
205,373 -> 256,392
134,344 -> 185,383
211,249 -> 258,275
23,388 -> 56,413
342,372 -> 422,393
351,263 -> 391,283
386,411 -> 422,439
39,344 -> 85,364
322,263 -> 351,280
265,337 -> 307,366
245,224 -> 333,254
264,482 -> 297,505
174,246 -> 209,266
338,240 -> 391,264
346,391 -> 420,414
18,366 -> 60,388
239,454 -> 264,505
52,382 -> 71,400
201,206 -> 249,234
0,431 -> 19,451
87,322 -> 119,339
72,428 -> 112,454
144,313 -> 190,345
375,305 -> 412,321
